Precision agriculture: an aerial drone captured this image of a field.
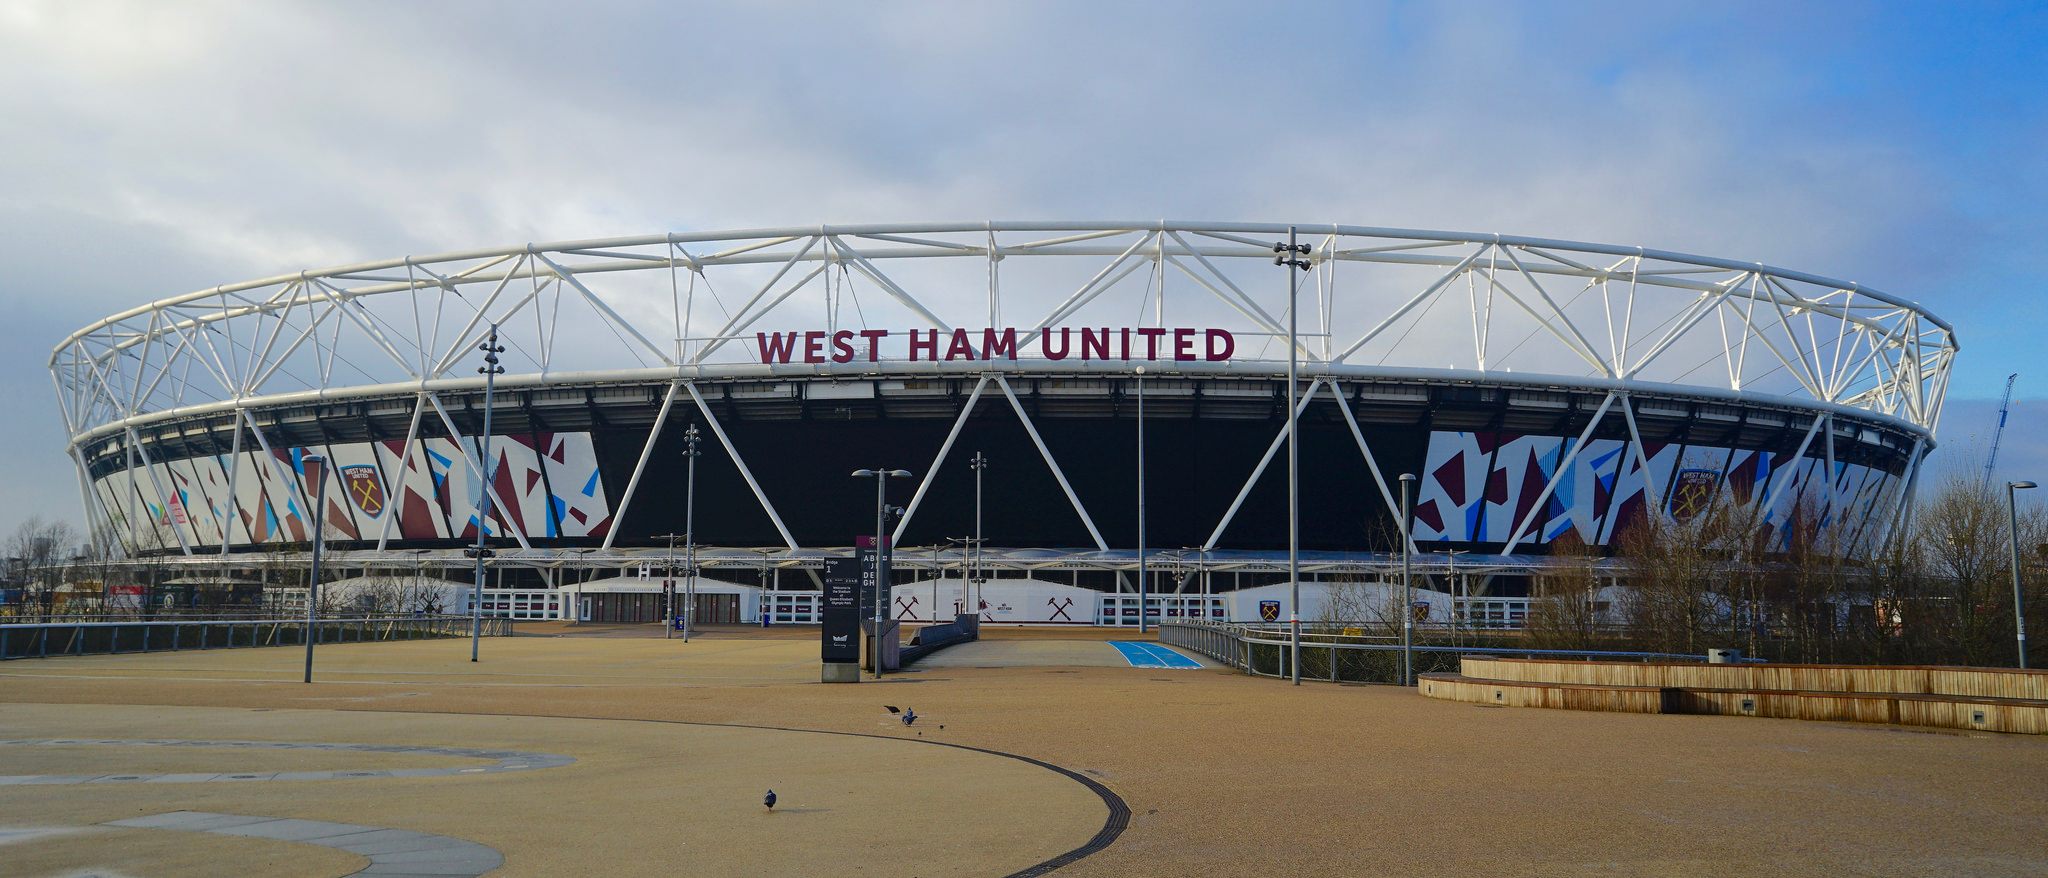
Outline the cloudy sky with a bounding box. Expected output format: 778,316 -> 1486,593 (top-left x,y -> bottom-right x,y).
2,0 -> 2045,544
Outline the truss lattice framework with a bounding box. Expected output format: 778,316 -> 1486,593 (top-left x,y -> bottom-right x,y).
52,222 -> 1955,449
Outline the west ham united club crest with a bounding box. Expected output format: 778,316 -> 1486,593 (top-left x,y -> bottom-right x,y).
1259,600 -> 1281,623
1668,468 -> 1720,523
342,465 -> 385,518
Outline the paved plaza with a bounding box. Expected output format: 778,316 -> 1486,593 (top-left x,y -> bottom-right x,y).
2,629 -> 2046,876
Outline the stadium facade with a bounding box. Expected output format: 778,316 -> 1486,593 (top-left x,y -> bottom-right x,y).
49,222 -> 1955,624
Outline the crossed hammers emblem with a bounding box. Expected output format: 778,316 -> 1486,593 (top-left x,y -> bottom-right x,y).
1047,597 -> 1073,622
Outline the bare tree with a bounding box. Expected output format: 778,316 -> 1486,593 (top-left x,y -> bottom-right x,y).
1913,473 -> 2016,665
1525,532 -> 1605,651
1614,504 -> 1741,655
8,517 -> 78,621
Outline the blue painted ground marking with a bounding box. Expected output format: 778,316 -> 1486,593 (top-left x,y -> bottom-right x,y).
1108,641 -> 1202,669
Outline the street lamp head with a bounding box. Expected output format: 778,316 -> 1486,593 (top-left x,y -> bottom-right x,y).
851,469 -> 876,477
887,469 -> 913,478
1399,472 -> 1417,484
2013,481 -> 2040,490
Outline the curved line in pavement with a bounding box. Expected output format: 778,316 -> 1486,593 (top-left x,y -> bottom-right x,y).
11,712 -> 1127,875
362,707 -> 1131,877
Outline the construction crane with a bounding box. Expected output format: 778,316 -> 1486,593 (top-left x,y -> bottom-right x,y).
1983,372 -> 2019,491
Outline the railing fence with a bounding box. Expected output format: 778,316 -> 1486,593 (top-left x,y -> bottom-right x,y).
0,614 -> 507,661
1161,621 -> 1729,685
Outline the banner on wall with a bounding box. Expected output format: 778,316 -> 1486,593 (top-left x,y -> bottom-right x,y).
1411,429 -> 1898,550
93,432 -> 612,550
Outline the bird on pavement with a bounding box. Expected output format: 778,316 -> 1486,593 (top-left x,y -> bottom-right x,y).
764,790 -> 777,810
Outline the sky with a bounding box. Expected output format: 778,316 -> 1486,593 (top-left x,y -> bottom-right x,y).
2,0 -> 2045,545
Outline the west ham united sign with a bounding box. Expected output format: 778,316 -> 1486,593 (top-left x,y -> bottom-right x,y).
754,326 -> 1235,364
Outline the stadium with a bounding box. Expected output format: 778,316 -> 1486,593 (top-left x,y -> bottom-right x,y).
48,222 -> 1956,626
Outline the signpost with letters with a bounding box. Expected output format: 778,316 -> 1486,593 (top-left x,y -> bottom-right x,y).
821,557 -> 861,682
856,535 -> 896,675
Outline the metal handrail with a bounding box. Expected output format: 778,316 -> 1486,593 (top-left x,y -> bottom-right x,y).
1160,620 -> 1741,684
0,614 -> 507,661
0,613 -> 476,630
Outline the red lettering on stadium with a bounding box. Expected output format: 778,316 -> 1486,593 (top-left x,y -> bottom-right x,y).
754,328 -> 1234,365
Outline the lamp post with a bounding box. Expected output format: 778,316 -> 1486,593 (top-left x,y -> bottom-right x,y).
566,547 -> 594,622
944,536 -> 980,619
970,452 -> 987,620
1445,549 -> 1470,647
301,454 -> 328,683
655,532 -> 684,638
1135,366 -> 1147,634
2010,480 -> 2038,668
930,542 -> 943,623
683,425 -> 701,641
852,468 -> 912,678
467,323 -> 504,663
1275,227 -> 1311,684
1399,472 -> 1417,686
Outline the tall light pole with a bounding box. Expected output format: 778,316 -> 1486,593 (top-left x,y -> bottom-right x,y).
466,323 -> 504,663
1399,473 -> 1417,686
1275,228 -> 1311,684
2009,480 -> 2038,668
683,425 -> 701,642
970,452 -> 987,617
301,453 -> 328,684
852,468 -> 912,678
1445,548 -> 1470,647
933,542 -> 948,621
409,547 -> 430,595
655,532 -> 683,639
1135,365 -> 1147,634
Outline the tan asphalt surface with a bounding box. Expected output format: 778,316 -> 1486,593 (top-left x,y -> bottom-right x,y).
1,627 -> 2046,876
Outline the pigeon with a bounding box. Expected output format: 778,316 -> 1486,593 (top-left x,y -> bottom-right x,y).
764,790 -> 777,810
901,707 -> 918,726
